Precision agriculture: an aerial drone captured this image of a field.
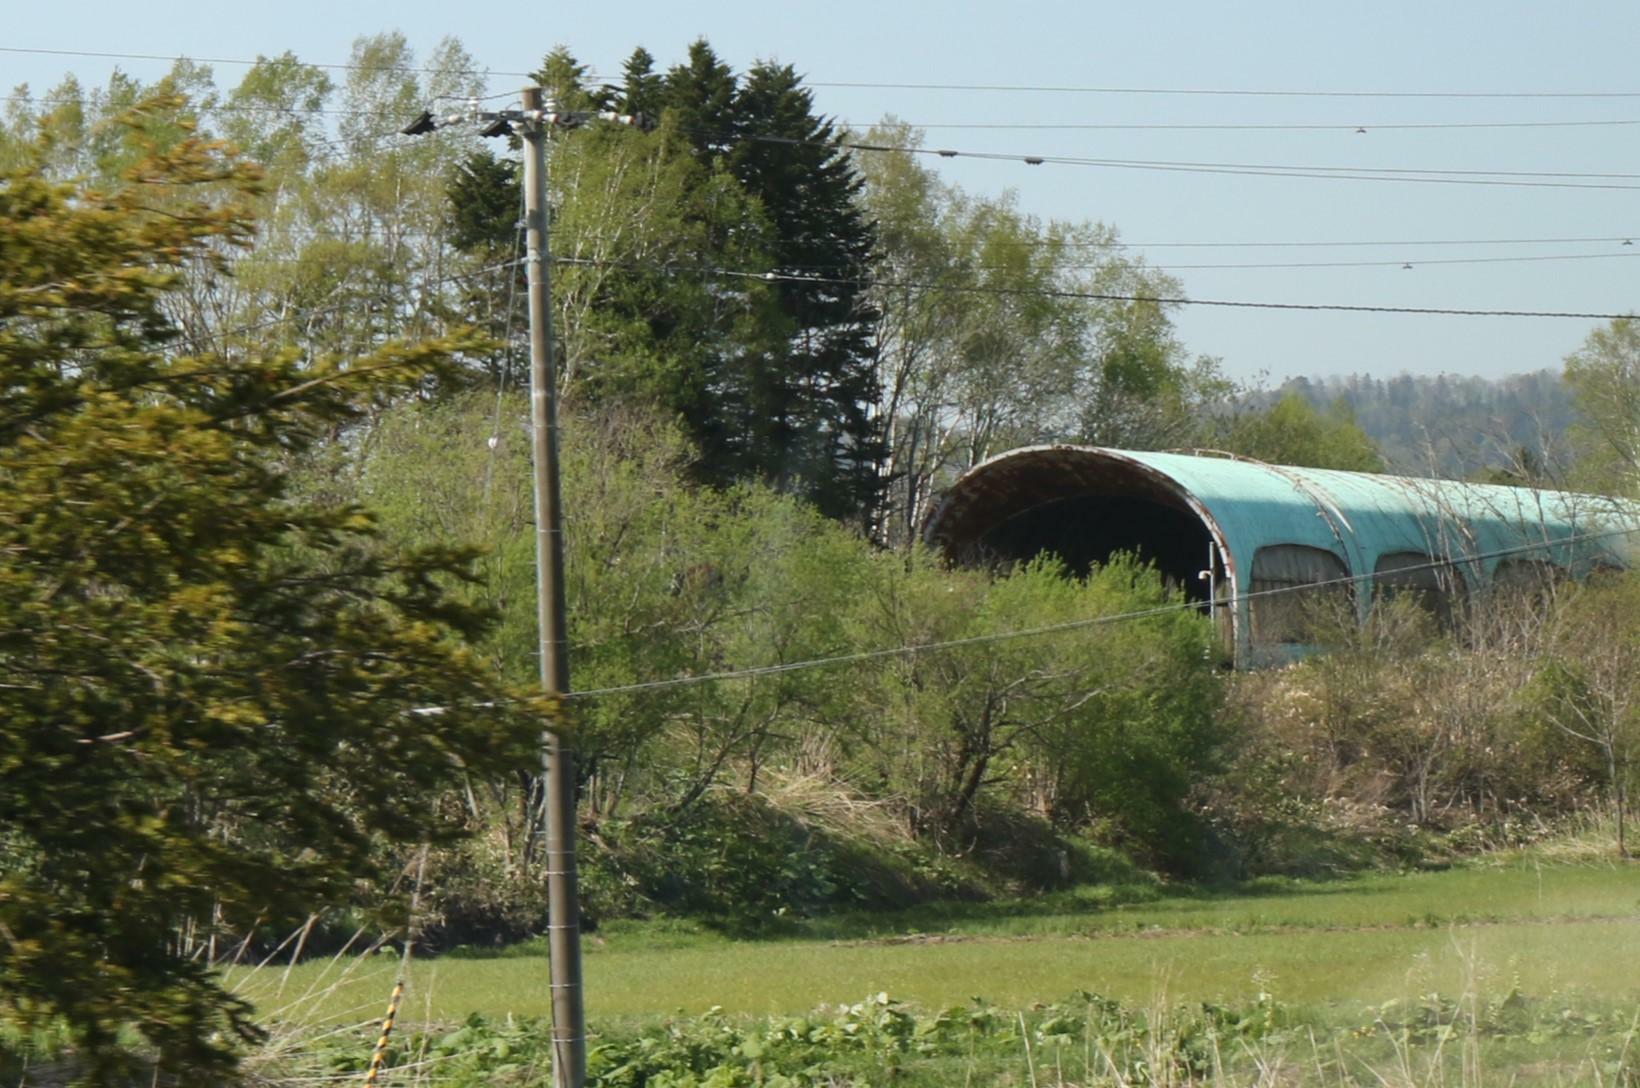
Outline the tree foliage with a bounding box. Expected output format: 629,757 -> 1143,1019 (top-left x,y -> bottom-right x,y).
1564,316 -> 1640,497
343,395 -> 1226,883
1530,573 -> 1640,856
0,107 -> 536,1081
1241,371 -> 1576,479
856,122 -> 1229,544
848,554 -> 1224,860
1215,392 -> 1385,472
445,42 -> 884,523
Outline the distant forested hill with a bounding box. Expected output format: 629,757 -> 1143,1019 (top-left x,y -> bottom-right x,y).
1243,370 -> 1577,480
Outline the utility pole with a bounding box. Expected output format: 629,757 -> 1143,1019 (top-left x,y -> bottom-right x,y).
520,84 -> 585,1088
402,88 -> 638,1088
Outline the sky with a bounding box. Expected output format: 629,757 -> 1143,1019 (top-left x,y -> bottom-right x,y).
5,0 -> 1639,387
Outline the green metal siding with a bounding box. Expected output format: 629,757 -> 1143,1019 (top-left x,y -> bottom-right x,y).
924,445 -> 1640,666
1116,450 -> 1635,590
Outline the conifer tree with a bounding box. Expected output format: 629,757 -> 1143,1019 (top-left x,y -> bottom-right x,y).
450,41 -> 885,522
0,107 -> 537,1082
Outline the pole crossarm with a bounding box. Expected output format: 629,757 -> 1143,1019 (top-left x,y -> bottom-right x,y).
401,96 -> 642,138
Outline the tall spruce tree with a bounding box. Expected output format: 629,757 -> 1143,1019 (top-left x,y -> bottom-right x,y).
659,40 -> 740,164
657,43 -> 883,520
445,41 -> 885,523
615,47 -> 665,120
718,57 -> 883,522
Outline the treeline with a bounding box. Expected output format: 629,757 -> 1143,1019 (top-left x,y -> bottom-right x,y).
0,34 -> 1393,536
1244,371 -> 1579,481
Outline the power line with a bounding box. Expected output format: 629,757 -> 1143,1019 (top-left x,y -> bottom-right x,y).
566,522 -> 1640,700
20,91 -> 1640,132
170,258 -> 521,348
855,118 -> 1640,133
0,45 -> 525,78
2,91 -> 521,118
15,83 -> 1640,194
827,137 -> 1640,192
636,121 -> 1640,192
762,250 -> 1640,275
1145,251 -> 1640,272
0,93 -> 405,118
781,234 -> 1640,252
808,79 -> 1640,100
869,233 -> 1636,255
1066,156 -> 1640,182
147,246 -> 1633,308
550,255 -> 1639,321
12,47 -> 1640,101
1086,235 -> 1640,251
434,90 -> 520,104
248,231 -> 1640,253
15,90 -> 1640,139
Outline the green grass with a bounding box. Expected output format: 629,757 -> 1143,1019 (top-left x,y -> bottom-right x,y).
232,859 -> 1640,1027
796,857 -> 1640,940
240,916 -> 1640,1024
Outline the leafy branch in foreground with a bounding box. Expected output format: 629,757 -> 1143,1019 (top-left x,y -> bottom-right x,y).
0,104 -> 540,1083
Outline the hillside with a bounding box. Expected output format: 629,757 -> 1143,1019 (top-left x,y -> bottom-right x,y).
1245,370 -> 1578,480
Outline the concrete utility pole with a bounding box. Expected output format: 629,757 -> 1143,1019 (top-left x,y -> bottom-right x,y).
520,84 -> 586,1088
402,87 -> 639,1088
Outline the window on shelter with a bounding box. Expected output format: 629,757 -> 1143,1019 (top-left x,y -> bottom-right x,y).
1490,557 -> 1564,602
1249,544 -> 1353,645
1373,551 -> 1467,629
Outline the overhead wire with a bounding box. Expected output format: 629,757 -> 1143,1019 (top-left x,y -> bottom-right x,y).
10,48 -> 1640,99
849,118 -> 1640,132
624,120 -> 1640,192
13,82 -> 1640,193
0,93 -> 423,119
566,521 -> 1640,700
243,230 -> 1640,253
0,45 -> 523,78
171,258 -> 522,349
16,55 -> 1637,324
818,136 -> 1640,192
131,247 -> 1640,329
547,255 -> 1638,321
977,235 -> 1640,251
1142,251 -> 1640,272
736,250 -> 1640,275
15,92 -> 1640,137
1050,155 -> 1640,182
805,79 -> 1640,99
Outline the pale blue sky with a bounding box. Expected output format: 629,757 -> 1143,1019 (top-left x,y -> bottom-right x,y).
6,1 -> 1639,386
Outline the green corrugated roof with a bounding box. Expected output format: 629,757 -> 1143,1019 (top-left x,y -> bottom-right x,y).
924,445 -> 1640,590
1114,449 -> 1636,587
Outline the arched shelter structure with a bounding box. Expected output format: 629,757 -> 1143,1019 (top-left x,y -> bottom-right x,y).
922,446 -> 1639,666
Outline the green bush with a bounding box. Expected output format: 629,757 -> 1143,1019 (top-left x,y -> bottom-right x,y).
579,794 -> 973,933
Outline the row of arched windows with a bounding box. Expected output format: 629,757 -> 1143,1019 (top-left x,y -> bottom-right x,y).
1245,543 -> 1579,646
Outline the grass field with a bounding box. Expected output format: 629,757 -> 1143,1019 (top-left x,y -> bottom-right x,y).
234,859 -> 1640,1026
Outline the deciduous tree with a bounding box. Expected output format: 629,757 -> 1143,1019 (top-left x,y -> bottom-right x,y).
1216,392 -> 1385,472
1565,316 -> 1640,497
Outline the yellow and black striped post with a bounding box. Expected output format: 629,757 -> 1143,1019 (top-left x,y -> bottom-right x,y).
363,978 -> 405,1086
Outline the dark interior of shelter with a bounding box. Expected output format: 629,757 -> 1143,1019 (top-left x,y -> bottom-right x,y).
955,494 -> 1217,605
